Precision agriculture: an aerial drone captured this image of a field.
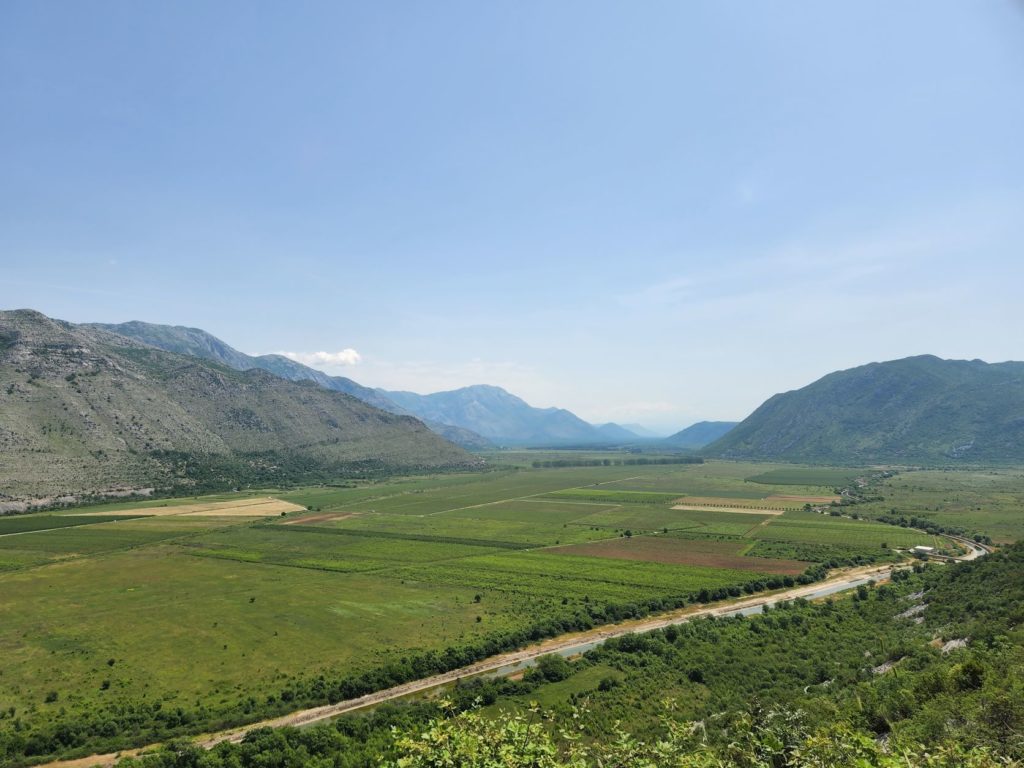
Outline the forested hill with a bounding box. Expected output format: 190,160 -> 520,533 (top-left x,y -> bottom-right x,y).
0,310 -> 474,499
708,355 -> 1024,463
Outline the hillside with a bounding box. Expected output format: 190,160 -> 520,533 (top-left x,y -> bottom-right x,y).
87,321 -> 493,450
0,310 -> 474,499
709,355 -> 1024,463
663,420 -> 738,449
382,384 -> 608,445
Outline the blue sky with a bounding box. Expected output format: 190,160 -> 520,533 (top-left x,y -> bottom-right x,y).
2,2 -> 1023,432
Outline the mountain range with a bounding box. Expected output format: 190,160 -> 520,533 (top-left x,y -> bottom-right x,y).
382,385 -> 622,445
84,321 -> 494,449
707,355 -> 1024,463
8,309 -> 1017,503
88,321 -> 647,447
0,310 -> 473,500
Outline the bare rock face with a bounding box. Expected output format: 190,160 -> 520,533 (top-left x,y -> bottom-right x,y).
0,309 -> 475,499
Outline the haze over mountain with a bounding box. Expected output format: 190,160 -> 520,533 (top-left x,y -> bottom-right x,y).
382,385 -> 627,446
88,321 -> 493,450
663,421 -> 739,450
0,310 -> 472,500
595,423 -> 643,441
89,321 -> 637,447
622,423 -> 668,439
708,355 -> 1024,463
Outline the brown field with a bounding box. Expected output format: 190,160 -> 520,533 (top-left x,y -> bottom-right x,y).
671,504 -> 784,515
765,494 -> 841,504
546,536 -> 806,575
672,496 -> 792,510
282,511 -> 359,525
70,497 -> 305,518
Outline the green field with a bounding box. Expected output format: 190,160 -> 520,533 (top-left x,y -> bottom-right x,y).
749,513 -> 936,549
324,512 -> 610,546
0,514 -> 146,535
857,467 -> 1024,544
444,499 -> 619,524
746,467 -> 863,486
182,526 -> 512,573
0,457 -> 1016,764
395,550 -> 770,603
543,489 -> 683,504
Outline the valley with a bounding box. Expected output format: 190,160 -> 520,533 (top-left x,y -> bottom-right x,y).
1,457 -> 1017,765
5,5 -> 1022,763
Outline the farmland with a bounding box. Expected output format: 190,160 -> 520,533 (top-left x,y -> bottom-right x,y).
0,457 -> 1014,765
856,466 -> 1024,544
546,536 -> 806,574
746,467 -> 863,487
0,514 -> 145,535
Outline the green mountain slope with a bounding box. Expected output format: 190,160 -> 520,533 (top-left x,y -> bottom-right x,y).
0,310 -> 474,499
663,420 -> 738,449
87,320 -> 493,450
709,355 -> 1024,463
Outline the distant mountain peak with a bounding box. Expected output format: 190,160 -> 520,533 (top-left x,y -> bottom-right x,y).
83,321 -> 644,449
84,320 -> 493,450
382,385 -> 617,446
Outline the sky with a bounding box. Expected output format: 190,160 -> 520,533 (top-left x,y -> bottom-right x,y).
2,2 -> 1023,433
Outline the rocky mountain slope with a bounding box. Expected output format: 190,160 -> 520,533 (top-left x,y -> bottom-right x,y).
87,321 -> 493,450
1,310 -> 474,500
89,321 -> 628,447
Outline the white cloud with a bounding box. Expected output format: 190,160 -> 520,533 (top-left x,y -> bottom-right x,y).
278,349 -> 362,368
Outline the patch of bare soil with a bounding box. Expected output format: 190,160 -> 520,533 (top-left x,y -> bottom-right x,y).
671,504 -> 783,515
282,512 -> 359,525
70,498 -> 305,518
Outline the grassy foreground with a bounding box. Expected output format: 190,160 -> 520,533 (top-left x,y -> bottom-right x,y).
1,459 -> 1020,764
115,540 -> 1024,767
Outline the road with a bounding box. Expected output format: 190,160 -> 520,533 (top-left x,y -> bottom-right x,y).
39,561 -> 904,768
943,533 -> 990,560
